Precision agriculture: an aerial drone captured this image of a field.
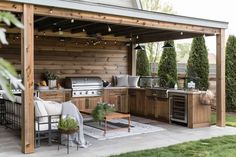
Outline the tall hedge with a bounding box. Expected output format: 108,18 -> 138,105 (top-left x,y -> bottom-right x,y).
226,35 -> 236,111
158,40 -> 177,88
186,36 -> 209,90
136,49 -> 150,76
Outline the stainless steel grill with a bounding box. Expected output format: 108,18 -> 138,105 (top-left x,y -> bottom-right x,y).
65,76 -> 103,97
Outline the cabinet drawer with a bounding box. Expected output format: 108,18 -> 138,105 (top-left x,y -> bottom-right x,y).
39,91 -> 65,102
109,89 -> 127,95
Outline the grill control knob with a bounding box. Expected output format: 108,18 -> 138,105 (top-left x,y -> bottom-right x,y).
92,91 -> 94,94
73,92 -> 76,95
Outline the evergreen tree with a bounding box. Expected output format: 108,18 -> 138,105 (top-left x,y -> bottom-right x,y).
225,35 -> 236,111
136,49 -> 150,76
186,36 -> 209,90
158,40 -> 177,88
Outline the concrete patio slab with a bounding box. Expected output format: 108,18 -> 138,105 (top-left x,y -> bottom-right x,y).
1,117 -> 236,157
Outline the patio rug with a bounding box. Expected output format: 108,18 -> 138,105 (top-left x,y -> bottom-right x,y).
83,119 -> 165,140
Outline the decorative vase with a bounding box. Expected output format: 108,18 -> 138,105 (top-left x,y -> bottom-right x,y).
48,80 -> 57,89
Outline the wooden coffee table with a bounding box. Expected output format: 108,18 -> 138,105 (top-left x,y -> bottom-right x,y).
81,109 -> 131,136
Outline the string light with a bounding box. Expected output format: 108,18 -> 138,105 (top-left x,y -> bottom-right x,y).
108,25 -> 112,32
136,35 -> 139,39
71,19 -> 74,23
180,32 -> 183,35
43,32 -> 46,36
49,9 -> 53,14
82,28 -> 86,32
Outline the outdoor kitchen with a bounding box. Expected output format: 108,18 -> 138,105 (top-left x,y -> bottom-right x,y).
0,0 -> 226,154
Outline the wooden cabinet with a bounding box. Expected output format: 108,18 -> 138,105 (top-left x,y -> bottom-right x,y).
156,98 -> 169,122
145,96 -> 157,117
103,88 -> 129,113
187,93 -> 211,128
38,90 -> 65,102
129,89 -> 146,116
72,97 -> 102,111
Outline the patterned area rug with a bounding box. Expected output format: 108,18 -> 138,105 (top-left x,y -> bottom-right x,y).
83,119 -> 165,140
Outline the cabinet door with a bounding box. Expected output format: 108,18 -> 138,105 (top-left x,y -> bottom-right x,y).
136,90 -> 146,116
119,94 -> 129,113
145,96 -> 157,117
156,98 -> 169,122
109,95 -> 119,111
72,98 -> 86,111
129,93 -> 136,114
88,97 -> 102,109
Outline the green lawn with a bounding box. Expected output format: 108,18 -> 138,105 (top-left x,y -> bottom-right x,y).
111,113 -> 236,157
211,112 -> 236,127
111,136 -> 236,157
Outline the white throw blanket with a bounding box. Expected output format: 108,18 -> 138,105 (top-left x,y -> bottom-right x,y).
61,101 -> 89,148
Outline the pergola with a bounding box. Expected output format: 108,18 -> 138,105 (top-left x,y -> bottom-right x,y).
0,0 -> 227,154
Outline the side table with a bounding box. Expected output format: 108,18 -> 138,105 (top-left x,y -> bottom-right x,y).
58,128 -> 79,154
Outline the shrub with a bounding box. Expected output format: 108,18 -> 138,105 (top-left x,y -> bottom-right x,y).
186,36 -> 209,90
136,49 -> 150,76
225,35 -> 236,111
58,117 -> 78,131
92,102 -> 116,121
157,40 -> 177,88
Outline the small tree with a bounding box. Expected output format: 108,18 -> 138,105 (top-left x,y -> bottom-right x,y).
225,35 -> 236,111
136,49 -> 150,76
158,40 -> 177,88
186,36 -> 209,90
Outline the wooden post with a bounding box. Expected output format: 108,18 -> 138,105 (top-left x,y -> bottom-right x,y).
131,43 -> 136,76
216,29 -> 225,127
128,42 -> 136,75
21,4 -> 35,153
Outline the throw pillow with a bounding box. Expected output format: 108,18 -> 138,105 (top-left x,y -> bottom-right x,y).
116,75 -> 129,87
128,76 -> 140,87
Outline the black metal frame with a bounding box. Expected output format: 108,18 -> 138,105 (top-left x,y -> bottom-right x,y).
35,114 -> 61,147
0,98 -> 62,147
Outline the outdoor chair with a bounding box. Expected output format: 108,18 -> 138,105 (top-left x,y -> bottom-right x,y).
34,98 -> 63,147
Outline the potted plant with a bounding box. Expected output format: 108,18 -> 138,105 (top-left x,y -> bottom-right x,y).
92,102 -> 116,122
44,71 -> 58,89
58,116 -> 79,134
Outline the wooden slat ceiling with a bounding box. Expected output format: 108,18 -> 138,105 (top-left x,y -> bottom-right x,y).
5,15 -> 211,43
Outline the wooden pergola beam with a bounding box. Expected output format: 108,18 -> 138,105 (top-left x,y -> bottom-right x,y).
0,2 -> 23,12
216,29 -> 225,127
5,28 -> 130,42
21,4 -> 35,154
34,6 -> 220,35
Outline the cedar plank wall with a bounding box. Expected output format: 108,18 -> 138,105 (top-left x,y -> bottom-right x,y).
0,36 -> 129,83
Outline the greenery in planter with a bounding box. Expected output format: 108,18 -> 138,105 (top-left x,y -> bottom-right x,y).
136,49 -> 150,76
225,35 -> 236,111
157,40 -> 177,88
58,117 -> 78,132
186,36 -> 209,90
92,102 -> 116,121
44,71 -> 58,80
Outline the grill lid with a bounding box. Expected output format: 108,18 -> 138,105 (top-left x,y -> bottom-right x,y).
65,76 -> 103,89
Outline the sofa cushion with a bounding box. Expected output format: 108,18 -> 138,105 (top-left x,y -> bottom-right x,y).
44,101 -> 62,116
116,75 -> 129,87
34,100 -> 48,122
128,76 -> 140,87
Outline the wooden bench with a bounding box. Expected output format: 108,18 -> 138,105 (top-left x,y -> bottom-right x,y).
81,109 -> 131,136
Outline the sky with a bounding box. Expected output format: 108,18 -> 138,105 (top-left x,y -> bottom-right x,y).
166,0 -> 235,54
